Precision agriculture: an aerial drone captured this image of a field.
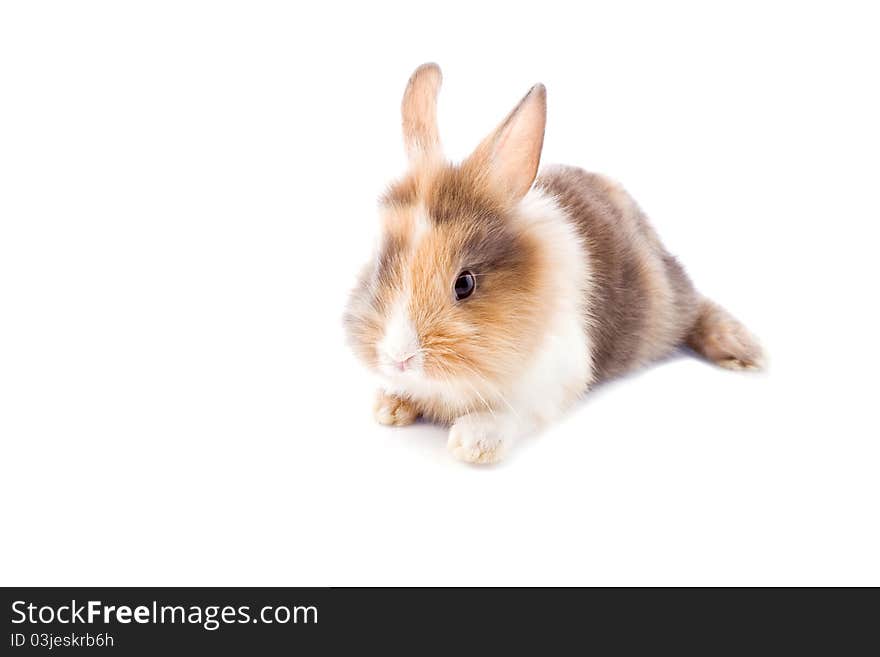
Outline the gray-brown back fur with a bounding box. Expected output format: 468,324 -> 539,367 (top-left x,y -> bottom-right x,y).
536,165 -> 700,381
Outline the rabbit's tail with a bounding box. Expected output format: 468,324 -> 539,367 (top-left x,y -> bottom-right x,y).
686,297 -> 765,370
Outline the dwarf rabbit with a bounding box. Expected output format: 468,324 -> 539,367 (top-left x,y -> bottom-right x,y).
344,63 -> 763,464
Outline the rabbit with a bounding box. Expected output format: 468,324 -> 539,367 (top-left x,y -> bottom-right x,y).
344,63 -> 764,464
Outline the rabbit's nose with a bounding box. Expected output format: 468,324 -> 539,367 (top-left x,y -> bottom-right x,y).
393,354 -> 417,372
379,299 -> 422,373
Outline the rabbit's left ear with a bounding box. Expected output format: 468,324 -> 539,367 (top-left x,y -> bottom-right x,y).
467,84 -> 546,202
401,63 -> 443,163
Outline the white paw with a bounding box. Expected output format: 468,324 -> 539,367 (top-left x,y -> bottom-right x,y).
447,414 -> 509,464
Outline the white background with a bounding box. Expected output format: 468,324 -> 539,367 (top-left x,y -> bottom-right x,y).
1,1 -> 878,586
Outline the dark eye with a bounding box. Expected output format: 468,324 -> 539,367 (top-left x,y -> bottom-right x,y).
454,271 -> 476,300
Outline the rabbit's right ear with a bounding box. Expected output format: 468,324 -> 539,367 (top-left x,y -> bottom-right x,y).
401,63 -> 443,163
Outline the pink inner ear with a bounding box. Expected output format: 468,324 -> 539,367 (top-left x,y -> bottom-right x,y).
480,85 -> 546,201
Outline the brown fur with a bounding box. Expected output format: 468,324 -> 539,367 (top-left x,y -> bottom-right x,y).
383,174 -> 420,207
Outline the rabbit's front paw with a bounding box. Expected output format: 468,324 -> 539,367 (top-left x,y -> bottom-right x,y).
374,391 -> 419,427
447,413 -> 510,464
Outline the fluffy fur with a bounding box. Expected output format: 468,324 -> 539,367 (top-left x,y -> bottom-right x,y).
344,63 -> 763,464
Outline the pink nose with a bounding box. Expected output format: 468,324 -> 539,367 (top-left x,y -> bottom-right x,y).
394,355 -> 416,371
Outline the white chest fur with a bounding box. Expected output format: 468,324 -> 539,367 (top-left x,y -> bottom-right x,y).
506,189 -> 593,423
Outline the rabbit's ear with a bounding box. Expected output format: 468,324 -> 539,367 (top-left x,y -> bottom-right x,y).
401,63 -> 443,163
467,84 -> 546,202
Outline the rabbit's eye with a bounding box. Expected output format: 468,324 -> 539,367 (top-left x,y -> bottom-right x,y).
454,271 -> 476,300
